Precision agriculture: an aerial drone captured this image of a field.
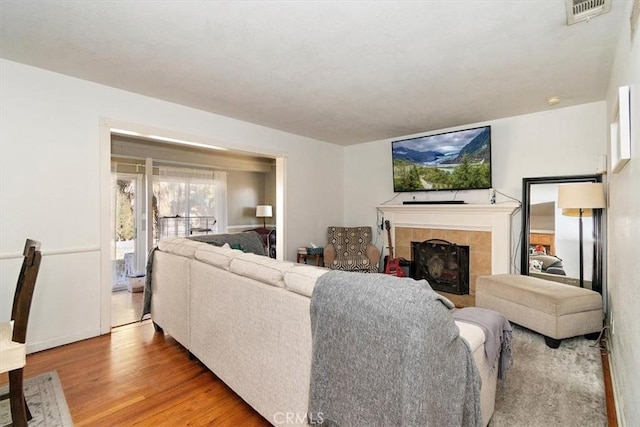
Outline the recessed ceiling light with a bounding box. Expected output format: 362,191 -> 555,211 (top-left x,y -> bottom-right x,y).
547,96 -> 561,106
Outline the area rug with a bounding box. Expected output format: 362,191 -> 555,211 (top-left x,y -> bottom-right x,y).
490,324 -> 606,426
0,371 -> 73,426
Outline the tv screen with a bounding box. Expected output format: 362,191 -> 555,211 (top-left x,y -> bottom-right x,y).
392,126 -> 491,192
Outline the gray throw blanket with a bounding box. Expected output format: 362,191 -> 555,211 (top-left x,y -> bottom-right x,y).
188,231 -> 266,256
309,271 -> 482,427
453,307 -> 513,380
141,246 -> 157,319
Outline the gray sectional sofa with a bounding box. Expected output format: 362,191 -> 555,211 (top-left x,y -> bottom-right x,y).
148,236 -> 499,426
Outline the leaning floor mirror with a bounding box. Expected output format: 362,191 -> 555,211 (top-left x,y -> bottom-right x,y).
521,175 -> 604,294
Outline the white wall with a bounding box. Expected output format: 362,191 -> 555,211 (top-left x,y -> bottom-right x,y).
605,1 -> 640,424
344,102 -> 608,260
555,212 -> 595,280
226,170 -> 269,227
0,59 -> 343,352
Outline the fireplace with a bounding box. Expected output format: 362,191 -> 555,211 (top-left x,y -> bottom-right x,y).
411,239 -> 470,295
377,203 -> 519,294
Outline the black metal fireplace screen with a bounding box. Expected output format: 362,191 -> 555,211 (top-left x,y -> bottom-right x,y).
410,239 -> 470,295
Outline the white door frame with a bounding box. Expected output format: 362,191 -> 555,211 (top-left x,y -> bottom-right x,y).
98,118 -> 287,334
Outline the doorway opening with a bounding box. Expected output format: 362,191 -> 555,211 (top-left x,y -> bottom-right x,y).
110,161 -> 225,327
104,124 -> 284,331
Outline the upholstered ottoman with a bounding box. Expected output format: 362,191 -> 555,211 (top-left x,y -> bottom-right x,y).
476,274 -> 603,348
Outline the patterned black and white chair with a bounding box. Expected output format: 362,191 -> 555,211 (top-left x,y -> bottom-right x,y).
324,227 -> 380,273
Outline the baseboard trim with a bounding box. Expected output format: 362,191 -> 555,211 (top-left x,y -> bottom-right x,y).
26,329 -> 101,354
601,334 -> 618,426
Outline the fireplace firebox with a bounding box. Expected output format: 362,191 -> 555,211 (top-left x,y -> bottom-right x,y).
411,239 -> 470,295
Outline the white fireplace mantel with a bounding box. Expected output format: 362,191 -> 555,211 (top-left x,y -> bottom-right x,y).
377,203 -> 520,274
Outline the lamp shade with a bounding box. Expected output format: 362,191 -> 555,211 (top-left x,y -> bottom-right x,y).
256,205 -> 273,218
557,183 -> 605,217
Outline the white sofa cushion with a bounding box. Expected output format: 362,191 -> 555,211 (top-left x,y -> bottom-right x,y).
158,237 -> 205,258
229,253 -> 295,288
284,265 -> 329,297
195,244 -> 244,271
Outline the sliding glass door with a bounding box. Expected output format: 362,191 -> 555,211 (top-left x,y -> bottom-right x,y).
111,173 -> 143,290
152,166 -> 218,245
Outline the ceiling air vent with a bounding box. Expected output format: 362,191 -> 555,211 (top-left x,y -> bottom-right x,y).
565,0 -> 611,25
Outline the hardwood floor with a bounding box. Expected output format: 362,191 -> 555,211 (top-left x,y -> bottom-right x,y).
0,321 -> 269,426
111,290 -> 143,327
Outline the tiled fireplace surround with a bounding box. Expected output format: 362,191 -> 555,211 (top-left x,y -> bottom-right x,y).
378,203 -> 520,294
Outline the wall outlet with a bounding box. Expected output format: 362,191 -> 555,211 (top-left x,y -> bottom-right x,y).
610,317 -> 615,336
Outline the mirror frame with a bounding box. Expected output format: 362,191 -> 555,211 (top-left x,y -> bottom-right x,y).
521,174 -> 604,294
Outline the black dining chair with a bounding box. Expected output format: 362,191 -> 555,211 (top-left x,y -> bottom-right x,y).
0,239 -> 42,427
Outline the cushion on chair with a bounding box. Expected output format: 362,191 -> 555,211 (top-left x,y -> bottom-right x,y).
329,255 -> 373,272
0,322 -> 26,372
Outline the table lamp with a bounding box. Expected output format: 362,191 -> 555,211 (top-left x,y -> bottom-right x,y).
256,205 -> 272,228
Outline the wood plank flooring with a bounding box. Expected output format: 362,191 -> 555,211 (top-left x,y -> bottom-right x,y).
111,290 -> 143,328
0,321 -> 269,426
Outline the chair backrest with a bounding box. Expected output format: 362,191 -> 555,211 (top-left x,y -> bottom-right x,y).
11,239 -> 42,344
327,226 -> 374,255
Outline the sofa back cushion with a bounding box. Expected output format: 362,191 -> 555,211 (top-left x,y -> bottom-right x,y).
284,265 -> 328,297
158,237 -> 206,258
230,253 -> 295,288
195,244 -> 244,271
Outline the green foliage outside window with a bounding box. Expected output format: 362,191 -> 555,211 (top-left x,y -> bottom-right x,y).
393,155 -> 490,191
115,180 -> 135,241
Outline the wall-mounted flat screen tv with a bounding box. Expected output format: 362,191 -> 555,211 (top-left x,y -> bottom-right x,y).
392,125 -> 492,192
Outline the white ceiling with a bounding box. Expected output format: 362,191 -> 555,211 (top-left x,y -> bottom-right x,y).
0,1 -> 627,145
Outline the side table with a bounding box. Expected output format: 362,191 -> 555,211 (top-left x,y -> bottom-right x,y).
297,252 -> 324,267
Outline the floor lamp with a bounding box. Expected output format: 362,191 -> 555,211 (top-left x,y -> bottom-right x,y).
557,183 -> 605,288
